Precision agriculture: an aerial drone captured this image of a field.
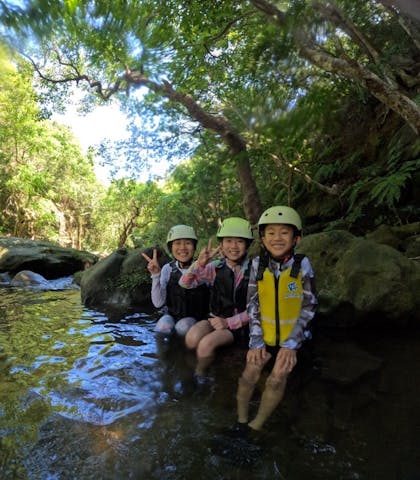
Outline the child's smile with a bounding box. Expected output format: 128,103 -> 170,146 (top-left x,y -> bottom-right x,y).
262,224 -> 296,260
172,239 -> 195,264
221,237 -> 247,265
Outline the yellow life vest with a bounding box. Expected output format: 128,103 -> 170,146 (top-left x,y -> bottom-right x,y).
257,259 -> 303,346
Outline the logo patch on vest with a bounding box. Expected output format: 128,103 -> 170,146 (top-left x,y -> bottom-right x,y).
285,281 -> 301,298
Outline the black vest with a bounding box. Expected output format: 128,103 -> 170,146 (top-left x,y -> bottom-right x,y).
166,261 -> 210,321
210,260 -> 251,318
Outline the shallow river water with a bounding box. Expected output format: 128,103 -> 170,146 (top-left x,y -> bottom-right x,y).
0,285 -> 419,480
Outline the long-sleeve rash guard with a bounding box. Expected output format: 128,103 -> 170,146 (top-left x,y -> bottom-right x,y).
179,258 -> 249,330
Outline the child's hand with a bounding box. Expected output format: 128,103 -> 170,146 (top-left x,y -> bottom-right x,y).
209,316 -> 228,330
247,347 -> 268,366
273,347 -> 297,375
197,239 -> 220,268
141,249 -> 161,275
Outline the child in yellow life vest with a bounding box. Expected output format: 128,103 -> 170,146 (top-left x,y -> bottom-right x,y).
235,206 -> 317,433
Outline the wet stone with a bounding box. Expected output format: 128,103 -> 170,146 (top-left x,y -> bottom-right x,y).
316,341 -> 383,387
210,433 -> 262,467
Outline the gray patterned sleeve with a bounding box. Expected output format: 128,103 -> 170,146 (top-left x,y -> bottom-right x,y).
247,257 -> 265,350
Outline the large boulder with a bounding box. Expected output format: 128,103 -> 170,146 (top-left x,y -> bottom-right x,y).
365,222 -> 420,255
80,246 -> 170,309
298,230 -> 420,327
0,237 -> 98,279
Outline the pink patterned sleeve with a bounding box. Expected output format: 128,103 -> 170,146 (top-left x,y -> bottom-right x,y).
179,260 -> 217,288
226,310 -> 249,330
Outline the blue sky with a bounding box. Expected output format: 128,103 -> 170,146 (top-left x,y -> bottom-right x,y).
53,101 -> 173,185
53,102 -> 129,184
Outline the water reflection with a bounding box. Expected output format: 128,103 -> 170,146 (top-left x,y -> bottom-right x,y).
0,287 -> 419,479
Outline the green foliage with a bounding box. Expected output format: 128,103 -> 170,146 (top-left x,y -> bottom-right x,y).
89,179 -> 164,252
370,160 -> 419,208
113,270 -> 150,292
0,44 -> 103,245
0,0 -> 419,249
336,120 -> 420,228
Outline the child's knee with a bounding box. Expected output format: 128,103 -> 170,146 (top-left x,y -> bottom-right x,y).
196,338 -> 213,358
266,372 -> 287,390
241,363 -> 263,385
174,316 -> 196,336
185,326 -> 200,349
155,314 -> 175,334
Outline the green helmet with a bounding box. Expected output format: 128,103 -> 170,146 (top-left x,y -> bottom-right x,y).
166,225 -> 198,250
216,217 -> 254,241
258,206 -> 302,233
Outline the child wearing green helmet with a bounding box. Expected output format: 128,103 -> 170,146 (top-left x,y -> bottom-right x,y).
142,225 -> 210,336
179,217 -> 254,382
235,206 -> 317,433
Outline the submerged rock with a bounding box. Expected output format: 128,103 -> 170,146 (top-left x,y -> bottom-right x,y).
0,272 -> 12,285
9,270 -> 79,290
10,270 -> 50,287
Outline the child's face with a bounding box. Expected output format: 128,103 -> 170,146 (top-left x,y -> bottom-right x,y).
261,224 -> 298,260
171,239 -> 195,263
220,237 -> 247,264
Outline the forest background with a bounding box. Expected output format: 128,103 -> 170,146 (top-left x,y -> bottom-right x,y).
0,0 -> 419,257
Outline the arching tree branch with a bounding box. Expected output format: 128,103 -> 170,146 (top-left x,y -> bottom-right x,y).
270,153 -> 340,196
26,55 -> 263,223
249,0 -> 420,134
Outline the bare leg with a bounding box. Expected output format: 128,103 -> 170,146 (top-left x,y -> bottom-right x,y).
236,354 -> 271,424
248,373 -> 287,431
248,349 -> 295,431
185,320 -> 213,349
194,329 -> 234,376
195,355 -> 214,376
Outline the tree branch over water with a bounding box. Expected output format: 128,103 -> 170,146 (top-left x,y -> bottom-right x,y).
270,153 -> 339,196
25,53 -> 263,224
249,0 -> 420,134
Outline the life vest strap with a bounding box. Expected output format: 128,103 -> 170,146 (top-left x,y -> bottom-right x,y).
256,251 -> 269,281
256,252 -> 305,280
290,253 -> 305,278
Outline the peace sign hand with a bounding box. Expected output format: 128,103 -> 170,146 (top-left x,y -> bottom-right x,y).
197,239 -> 221,268
141,249 -> 161,275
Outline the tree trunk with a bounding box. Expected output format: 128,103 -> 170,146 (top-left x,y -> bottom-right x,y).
126,72 -> 263,224
29,62 -> 264,223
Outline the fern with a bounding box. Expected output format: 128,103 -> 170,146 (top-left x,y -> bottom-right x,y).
370,159 -> 419,208
345,178 -> 374,211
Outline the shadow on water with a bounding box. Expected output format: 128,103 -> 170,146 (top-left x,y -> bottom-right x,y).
0,287 -> 419,479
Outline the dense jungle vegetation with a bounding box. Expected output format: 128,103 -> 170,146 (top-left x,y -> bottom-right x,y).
0,0 -> 419,255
